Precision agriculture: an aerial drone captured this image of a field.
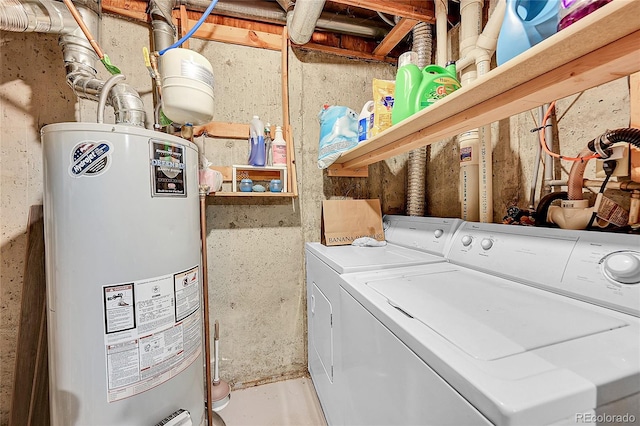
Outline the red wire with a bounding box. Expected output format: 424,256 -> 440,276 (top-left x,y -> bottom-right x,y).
539,101 -> 600,162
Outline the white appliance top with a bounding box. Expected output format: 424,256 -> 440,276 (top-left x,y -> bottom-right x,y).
370,268 -> 627,361
340,223 -> 640,425
306,216 -> 461,274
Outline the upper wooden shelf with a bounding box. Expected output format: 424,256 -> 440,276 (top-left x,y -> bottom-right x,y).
328,0 -> 640,174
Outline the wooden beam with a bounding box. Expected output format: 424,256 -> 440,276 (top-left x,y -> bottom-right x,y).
326,164 -> 369,177
179,5 -> 190,49
373,17 -> 418,57
329,0 -> 435,22
10,206 -> 49,426
293,42 -> 395,63
281,26 -> 298,197
102,2 -> 148,21
192,20 -> 282,50
193,122 -> 249,139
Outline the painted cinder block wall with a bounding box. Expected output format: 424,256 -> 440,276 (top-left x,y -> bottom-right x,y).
0,11 -> 631,425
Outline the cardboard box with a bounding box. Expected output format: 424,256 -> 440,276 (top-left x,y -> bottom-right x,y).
321,199 -> 385,246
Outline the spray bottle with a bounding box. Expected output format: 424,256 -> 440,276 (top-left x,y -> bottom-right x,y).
248,115 -> 265,166
392,52 -> 422,125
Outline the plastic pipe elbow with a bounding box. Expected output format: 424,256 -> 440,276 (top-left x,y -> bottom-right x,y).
547,200 -> 594,230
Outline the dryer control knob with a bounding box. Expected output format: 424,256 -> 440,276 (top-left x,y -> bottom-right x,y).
461,235 -> 473,247
434,229 -> 444,238
603,253 -> 640,284
481,239 -> 494,250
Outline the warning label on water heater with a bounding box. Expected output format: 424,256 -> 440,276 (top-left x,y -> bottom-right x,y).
150,140 -> 186,197
102,266 -> 201,402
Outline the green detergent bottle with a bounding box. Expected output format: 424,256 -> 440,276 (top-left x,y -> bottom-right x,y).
391,52 -> 422,125
415,61 -> 461,112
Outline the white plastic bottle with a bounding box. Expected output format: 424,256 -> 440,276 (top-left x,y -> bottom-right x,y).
358,100 -> 374,142
272,126 -> 287,165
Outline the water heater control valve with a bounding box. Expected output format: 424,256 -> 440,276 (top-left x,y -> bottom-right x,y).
602,252 -> 640,285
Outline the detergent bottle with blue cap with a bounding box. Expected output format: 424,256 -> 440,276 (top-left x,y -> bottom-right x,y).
497,0 -> 560,66
414,61 -> 461,112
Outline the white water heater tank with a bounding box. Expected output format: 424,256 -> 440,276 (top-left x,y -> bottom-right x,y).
42,123 -> 205,425
160,48 -> 214,125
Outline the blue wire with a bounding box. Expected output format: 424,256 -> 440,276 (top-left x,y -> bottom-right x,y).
158,0 -> 219,55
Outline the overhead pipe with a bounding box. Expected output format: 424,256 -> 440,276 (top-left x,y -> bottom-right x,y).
457,0 -> 506,222
59,4 -> 145,126
0,0 -> 145,125
0,0 -> 76,32
186,0 -> 388,39
149,0 -> 176,52
287,0 -> 325,45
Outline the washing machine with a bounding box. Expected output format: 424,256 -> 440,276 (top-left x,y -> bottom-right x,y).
305,215 -> 462,425
339,223 -> 640,425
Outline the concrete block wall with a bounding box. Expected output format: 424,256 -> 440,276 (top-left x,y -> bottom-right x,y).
0,12 -> 632,425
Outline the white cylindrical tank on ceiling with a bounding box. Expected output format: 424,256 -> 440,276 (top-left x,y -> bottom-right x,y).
160,48 -> 215,125
42,123 -> 205,425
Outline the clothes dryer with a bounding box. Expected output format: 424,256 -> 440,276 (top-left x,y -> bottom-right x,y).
305,215 -> 461,425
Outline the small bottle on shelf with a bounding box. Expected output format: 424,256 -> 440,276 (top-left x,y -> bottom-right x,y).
272,126 -> 287,166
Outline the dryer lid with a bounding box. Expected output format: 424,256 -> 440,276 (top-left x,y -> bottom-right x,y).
367,268 -> 628,361
306,243 -> 444,274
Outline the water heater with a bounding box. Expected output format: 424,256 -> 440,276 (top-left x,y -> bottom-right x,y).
42,123 -> 205,425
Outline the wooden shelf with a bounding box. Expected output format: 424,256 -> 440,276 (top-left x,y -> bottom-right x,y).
328,0 -> 640,174
211,191 -> 295,197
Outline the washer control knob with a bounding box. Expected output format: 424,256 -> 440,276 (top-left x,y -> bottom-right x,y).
603,253 -> 640,284
461,235 -> 473,247
481,238 -> 494,250
434,229 -> 444,238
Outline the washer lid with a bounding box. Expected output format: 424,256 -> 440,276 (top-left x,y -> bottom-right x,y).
306,242 -> 445,274
368,268 -> 628,360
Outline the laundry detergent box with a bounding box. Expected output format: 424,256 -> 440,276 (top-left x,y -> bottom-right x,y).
321,199 -> 385,246
371,79 -> 395,137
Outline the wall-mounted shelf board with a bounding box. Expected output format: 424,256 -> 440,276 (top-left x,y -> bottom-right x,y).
327,0 -> 640,176
211,191 -> 295,197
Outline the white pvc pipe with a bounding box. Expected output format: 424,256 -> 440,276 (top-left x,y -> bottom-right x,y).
435,0 -> 448,66
458,0 -> 483,221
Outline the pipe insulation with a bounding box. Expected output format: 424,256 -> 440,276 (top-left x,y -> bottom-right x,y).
406,22 -> 433,217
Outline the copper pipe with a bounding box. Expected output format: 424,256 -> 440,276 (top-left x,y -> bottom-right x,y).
199,189 -> 213,426
62,0 -> 105,59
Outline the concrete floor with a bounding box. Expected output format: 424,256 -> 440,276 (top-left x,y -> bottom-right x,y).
212,378 -> 327,426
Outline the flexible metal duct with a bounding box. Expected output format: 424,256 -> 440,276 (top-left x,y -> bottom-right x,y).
406,22 -> 433,217
1,0 -> 145,126
0,0 -> 76,32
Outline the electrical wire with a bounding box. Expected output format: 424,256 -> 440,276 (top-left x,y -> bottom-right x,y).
539,101 -> 600,162
158,0 -> 219,55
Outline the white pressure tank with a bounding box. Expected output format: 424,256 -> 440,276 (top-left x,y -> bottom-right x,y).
160,48 -> 215,125
41,123 -> 205,425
